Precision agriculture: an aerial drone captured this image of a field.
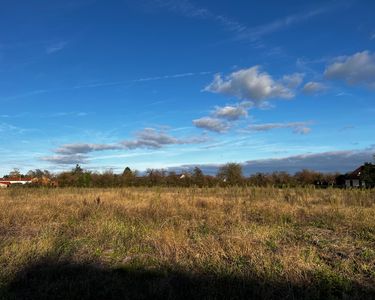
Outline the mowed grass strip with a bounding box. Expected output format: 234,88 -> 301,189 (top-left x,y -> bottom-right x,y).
0,187 -> 374,299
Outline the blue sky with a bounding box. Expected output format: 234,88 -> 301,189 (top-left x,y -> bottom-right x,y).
1,0 -> 374,175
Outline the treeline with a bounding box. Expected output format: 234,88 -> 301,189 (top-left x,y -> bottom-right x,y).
4,163 -> 374,188
3,163 -> 365,188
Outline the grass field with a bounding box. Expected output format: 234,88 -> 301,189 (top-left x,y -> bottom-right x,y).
0,187 -> 374,299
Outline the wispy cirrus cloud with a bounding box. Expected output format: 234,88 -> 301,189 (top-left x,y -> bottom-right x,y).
0,122 -> 33,134
146,0 -> 345,41
41,154 -> 88,165
0,112 -> 89,119
237,4 -> 342,41
46,41 -> 68,54
50,112 -> 89,117
55,143 -> 121,155
1,89 -> 49,102
121,128 -> 209,149
1,71 -> 211,102
73,71 -> 210,89
41,127 -> 210,165
247,122 -> 312,134
147,0 -> 246,34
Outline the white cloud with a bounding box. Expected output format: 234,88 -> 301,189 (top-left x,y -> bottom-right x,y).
149,0 -> 246,34
238,4 -> 343,41
302,81 -> 327,94
42,128 -> 210,165
193,103 -> 249,133
149,0 -> 342,42
204,66 -> 294,105
281,73 -> 305,88
0,122 -> 30,134
213,105 -> 248,121
247,122 -> 312,134
324,50 -> 375,88
192,117 -> 230,133
41,154 -> 88,165
56,143 -> 121,154
2,72 -> 211,102
121,128 -> 207,149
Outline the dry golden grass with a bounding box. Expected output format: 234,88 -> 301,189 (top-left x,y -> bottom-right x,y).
0,187 -> 374,299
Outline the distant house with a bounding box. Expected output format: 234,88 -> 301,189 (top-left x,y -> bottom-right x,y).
344,166 -> 366,188
0,178 -> 32,187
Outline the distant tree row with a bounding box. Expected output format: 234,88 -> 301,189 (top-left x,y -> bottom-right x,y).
4,162 -> 374,188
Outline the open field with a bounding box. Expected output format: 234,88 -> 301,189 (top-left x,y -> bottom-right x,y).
0,187 -> 374,299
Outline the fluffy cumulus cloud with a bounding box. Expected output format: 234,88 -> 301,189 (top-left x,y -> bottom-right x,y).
196,68 -> 308,135
247,122 -> 311,134
213,105 -> 248,120
192,117 -> 230,133
204,66 -> 294,105
193,102 -> 250,133
302,81 -> 327,94
324,50 -> 375,88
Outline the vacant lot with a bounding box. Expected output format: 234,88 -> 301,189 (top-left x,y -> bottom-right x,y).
0,187 -> 374,299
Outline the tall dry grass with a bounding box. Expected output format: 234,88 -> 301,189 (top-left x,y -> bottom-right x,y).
0,187 -> 374,299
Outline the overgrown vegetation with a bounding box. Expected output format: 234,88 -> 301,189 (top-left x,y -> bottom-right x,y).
0,187 -> 374,299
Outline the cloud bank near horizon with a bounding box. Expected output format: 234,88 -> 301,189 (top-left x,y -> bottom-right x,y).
174,147 -> 375,175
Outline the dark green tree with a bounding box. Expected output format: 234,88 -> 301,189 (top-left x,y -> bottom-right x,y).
122,167 -> 135,186
122,167 -> 132,176
217,163 -> 243,185
192,167 -> 205,187
360,163 -> 375,187
78,172 -> 92,187
72,164 -> 83,174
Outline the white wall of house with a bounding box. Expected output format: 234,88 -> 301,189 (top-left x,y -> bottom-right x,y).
352,179 -> 360,187
345,179 -> 365,188
6,180 -> 30,185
